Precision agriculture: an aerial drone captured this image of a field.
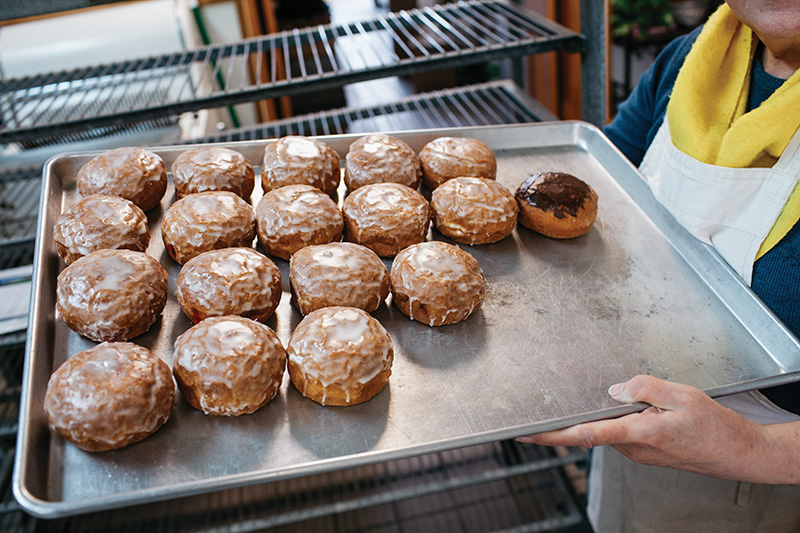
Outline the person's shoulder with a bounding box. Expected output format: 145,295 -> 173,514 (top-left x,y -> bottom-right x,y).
650,25 -> 703,83
602,26 -> 703,165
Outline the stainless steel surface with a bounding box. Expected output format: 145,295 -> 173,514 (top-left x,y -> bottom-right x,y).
15,121 -> 800,518
0,0 -> 583,144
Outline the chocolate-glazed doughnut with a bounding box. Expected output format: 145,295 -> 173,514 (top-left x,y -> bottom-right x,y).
515,172 -> 598,239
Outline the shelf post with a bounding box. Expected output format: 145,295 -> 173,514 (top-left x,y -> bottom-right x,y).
580,0 -> 608,127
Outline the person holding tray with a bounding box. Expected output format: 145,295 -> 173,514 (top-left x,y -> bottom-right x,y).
519,1 -> 800,530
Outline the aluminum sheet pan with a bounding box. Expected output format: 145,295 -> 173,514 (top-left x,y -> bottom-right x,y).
15,122 -> 800,518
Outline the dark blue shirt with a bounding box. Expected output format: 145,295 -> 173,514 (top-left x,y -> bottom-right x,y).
603,28 -> 800,412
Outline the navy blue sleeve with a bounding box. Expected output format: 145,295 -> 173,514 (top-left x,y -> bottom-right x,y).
603,26 -> 703,166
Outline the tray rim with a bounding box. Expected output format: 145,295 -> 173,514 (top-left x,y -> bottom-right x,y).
14,120 -> 800,518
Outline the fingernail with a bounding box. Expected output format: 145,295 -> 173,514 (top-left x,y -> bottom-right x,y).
609,382 -> 635,403
608,383 -> 624,400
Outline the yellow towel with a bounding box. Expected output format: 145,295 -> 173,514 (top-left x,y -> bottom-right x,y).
666,4 -> 800,258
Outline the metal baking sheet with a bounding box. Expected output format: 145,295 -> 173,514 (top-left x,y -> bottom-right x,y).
15,122 -> 800,518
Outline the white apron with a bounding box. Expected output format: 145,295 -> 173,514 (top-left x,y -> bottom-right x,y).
640,119 -> 800,284
587,118 -> 800,532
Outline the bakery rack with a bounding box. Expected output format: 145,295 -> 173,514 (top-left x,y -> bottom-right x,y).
0,0 -> 606,530
0,0 -> 606,145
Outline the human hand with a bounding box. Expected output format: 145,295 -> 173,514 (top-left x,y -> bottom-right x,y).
517,375 -> 769,481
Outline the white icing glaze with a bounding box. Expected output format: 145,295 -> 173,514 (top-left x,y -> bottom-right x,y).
255,184 -> 342,257
287,307 -> 392,390
419,137 -> 497,188
345,135 -> 420,190
56,249 -> 168,341
173,316 -> 286,416
284,136 -> 322,159
424,137 -> 490,164
289,243 -> 389,314
342,183 -> 429,248
43,342 -> 173,450
262,136 -> 340,194
161,191 -> 256,262
176,248 -> 281,320
53,194 -> 149,261
390,241 -> 485,326
172,147 -> 253,197
76,147 -> 165,203
430,177 -> 518,244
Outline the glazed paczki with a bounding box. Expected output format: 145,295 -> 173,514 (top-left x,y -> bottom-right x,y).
255,184 -> 343,260
341,182 -> 430,257
515,172 -> 599,239
418,137 -> 497,190
76,146 -> 167,211
44,342 -> 174,452
176,247 -> 282,324
344,134 -> 421,191
262,135 -> 340,196
287,307 -> 393,406
173,315 -> 287,416
161,190 -> 256,264
430,177 -> 518,245
53,194 -> 150,265
390,241 -> 485,326
171,146 -> 255,199
289,242 -> 390,315
56,249 -> 168,342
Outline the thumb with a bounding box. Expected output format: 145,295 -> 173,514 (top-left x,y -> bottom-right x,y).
608,374 -> 688,410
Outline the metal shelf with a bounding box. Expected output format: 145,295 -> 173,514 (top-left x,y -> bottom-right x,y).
197,79 -> 557,142
3,433 -> 586,533
0,0 -> 583,144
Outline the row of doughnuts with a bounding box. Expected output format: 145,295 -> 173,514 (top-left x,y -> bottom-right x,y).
45,307 -> 393,451
46,132 -> 600,454
56,137 -> 599,268
68,134 -> 499,201
67,134 -> 487,216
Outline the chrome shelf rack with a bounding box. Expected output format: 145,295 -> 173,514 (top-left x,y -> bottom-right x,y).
0,0 -> 586,145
